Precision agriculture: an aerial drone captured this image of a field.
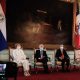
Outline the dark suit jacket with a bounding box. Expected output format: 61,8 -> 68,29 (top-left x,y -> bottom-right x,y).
55,49 -> 70,60
34,49 -> 48,61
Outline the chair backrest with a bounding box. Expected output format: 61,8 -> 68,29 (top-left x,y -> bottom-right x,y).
34,49 -> 39,62
34,49 -> 54,62
34,48 -> 47,57
67,50 -> 74,63
74,49 -> 80,62
9,48 -> 15,61
34,49 -> 46,53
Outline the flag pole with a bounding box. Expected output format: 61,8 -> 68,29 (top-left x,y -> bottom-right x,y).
72,0 -> 77,48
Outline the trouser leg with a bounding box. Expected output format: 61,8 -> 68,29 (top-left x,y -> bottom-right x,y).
22,60 -> 30,76
42,58 -> 48,72
66,59 -> 70,70
61,60 -> 65,71
42,62 -> 48,72
37,58 -> 48,72
61,59 -> 70,71
22,60 -> 30,71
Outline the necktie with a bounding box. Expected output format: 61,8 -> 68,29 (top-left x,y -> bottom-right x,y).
61,50 -> 64,59
40,50 -> 43,58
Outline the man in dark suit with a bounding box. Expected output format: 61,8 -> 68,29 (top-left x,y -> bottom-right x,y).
55,45 -> 70,71
34,44 -> 48,73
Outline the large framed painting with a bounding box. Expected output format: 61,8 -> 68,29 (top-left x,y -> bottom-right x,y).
6,0 -> 73,49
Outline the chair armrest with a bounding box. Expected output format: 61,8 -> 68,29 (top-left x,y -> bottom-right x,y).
34,58 -> 37,62
47,57 -> 51,61
70,59 -> 74,60
9,55 -> 14,61
55,58 -> 58,61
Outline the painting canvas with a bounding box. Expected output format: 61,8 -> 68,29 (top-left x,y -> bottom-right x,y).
6,0 -> 73,48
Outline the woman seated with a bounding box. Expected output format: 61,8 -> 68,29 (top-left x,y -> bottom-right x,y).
12,43 -> 30,76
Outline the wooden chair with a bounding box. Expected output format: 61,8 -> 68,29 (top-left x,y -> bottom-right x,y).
71,49 -> 80,70
34,49 -> 53,73
55,50 -> 69,72
8,48 -> 30,72
74,49 -> 80,62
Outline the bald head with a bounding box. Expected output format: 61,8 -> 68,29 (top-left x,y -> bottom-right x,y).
39,44 -> 44,50
60,44 -> 64,50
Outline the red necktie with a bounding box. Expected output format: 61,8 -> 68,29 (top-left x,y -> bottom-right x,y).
61,53 -> 64,59
61,50 -> 64,59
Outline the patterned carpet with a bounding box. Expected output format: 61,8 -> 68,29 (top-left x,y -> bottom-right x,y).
8,71 -> 80,80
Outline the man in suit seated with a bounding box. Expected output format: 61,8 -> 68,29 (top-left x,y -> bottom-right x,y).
55,45 -> 70,72
34,44 -> 49,73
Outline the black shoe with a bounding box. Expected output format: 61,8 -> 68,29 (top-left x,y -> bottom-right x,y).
44,70 -> 49,74
66,69 -> 70,72
61,69 -> 65,72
